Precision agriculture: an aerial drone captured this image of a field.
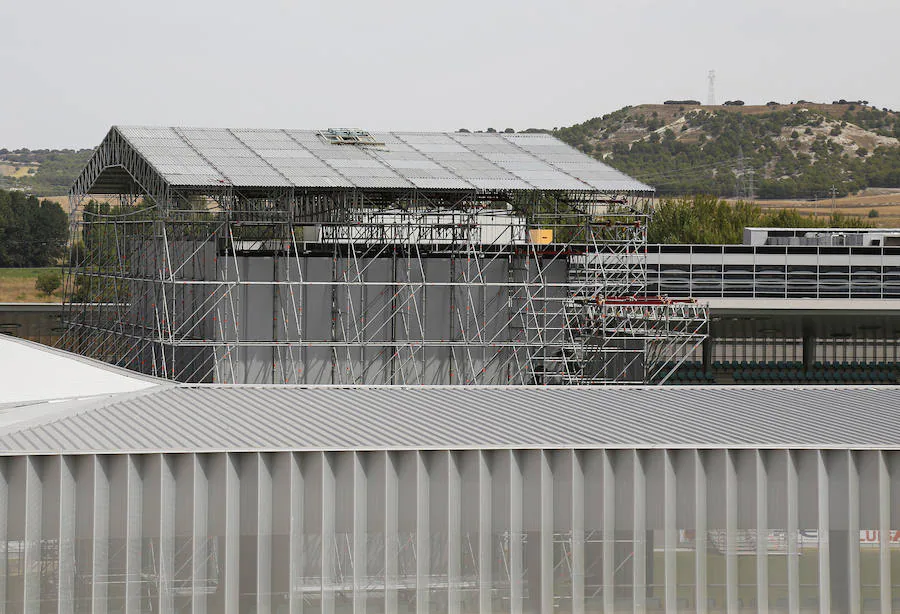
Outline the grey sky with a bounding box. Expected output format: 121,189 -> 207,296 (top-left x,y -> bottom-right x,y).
3,0 -> 898,149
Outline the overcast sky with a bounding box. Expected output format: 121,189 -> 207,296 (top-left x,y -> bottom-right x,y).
2,0 -> 898,149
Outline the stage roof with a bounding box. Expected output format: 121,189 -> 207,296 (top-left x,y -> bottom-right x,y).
77,126 -> 653,195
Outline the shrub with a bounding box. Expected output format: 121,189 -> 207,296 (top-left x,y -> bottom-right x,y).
35,270 -> 62,296
869,209 -> 880,218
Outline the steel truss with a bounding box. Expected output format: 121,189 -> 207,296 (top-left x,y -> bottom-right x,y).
61,140 -> 706,385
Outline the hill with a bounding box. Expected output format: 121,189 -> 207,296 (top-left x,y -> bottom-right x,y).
0,148 -> 93,196
551,101 -> 900,199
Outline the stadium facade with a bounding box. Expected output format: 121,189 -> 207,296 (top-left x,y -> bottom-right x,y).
3,374 -> 900,613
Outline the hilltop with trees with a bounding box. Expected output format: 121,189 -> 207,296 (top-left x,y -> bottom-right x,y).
0,148 -> 93,196
551,101 -> 900,199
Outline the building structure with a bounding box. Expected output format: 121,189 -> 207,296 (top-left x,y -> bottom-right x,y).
2,377 -> 900,613
61,126 -> 707,386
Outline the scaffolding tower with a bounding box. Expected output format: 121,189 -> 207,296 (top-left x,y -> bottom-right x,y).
61,126 -> 707,385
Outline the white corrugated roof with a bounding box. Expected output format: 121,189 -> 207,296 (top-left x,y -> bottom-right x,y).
2,384 -> 900,454
108,126 -> 653,193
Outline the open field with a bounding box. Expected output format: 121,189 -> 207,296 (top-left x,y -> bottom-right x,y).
729,189 -> 900,227
0,268 -> 63,302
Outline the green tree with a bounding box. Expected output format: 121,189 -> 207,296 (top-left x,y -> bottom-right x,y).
0,189 -> 70,266
35,270 -> 62,296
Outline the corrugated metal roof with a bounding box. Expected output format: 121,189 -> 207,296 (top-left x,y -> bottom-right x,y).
2,385 -> 900,454
111,126 -> 653,193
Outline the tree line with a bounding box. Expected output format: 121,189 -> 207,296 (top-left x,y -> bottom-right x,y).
0,188 -> 69,266
649,195 -> 870,244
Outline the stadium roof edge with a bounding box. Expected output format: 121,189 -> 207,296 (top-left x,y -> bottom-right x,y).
2,384 -> 900,454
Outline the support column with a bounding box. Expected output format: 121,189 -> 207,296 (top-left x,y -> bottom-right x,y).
125,456 -> 144,613
353,452 -> 367,614
602,451 -> 615,614
224,453 -> 240,614
633,450 -> 646,614
702,337 -> 713,372
802,329 -> 816,369
192,454 -> 209,614
509,451 -> 523,614
786,451 -> 800,614
257,454 -> 273,614
384,452 -> 399,613
448,452 -> 462,614
695,451 -> 707,614
416,451 -> 430,614
0,459 -> 7,609
847,451 -> 860,614
540,451 -> 553,614
478,451 -> 492,614
725,451 -> 738,613
663,450 -> 677,614
158,455 -> 175,614
59,456 -> 76,614
23,456 -> 42,614
878,451 -> 890,614
818,451 -> 831,613
321,452 -> 335,614
755,451 -> 768,612
289,453 -> 303,614
92,455 -> 110,613
571,450 -> 585,614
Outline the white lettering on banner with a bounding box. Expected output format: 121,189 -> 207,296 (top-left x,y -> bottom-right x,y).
678,529 -> 900,552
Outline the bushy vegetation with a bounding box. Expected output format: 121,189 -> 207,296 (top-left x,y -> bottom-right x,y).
649,195 -> 870,244
35,270 -> 62,296
554,104 -> 900,199
0,188 -> 69,266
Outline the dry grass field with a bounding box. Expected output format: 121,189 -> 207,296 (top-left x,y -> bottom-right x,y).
734,189 -> 900,227
0,268 -> 63,303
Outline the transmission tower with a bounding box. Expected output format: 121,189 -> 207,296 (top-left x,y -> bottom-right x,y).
735,147 -> 745,200
707,70 -> 716,106
734,146 -> 755,201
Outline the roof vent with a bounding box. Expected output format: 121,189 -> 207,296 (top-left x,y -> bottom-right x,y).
318,129 -> 382,146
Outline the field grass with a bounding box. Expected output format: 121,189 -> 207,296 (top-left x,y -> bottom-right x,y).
728,189 -> 900,228
0,268 -> 64,303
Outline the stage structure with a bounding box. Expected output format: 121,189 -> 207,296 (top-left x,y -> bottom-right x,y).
61,127 -> 707,384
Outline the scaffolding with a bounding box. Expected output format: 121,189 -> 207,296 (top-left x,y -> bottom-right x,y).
60,127 -> 707,385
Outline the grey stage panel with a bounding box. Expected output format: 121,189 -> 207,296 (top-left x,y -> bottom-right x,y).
304,256 -> 333,384
240,257 -> 275,384
423,258 -> 452,385
362,257 -> 392,385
